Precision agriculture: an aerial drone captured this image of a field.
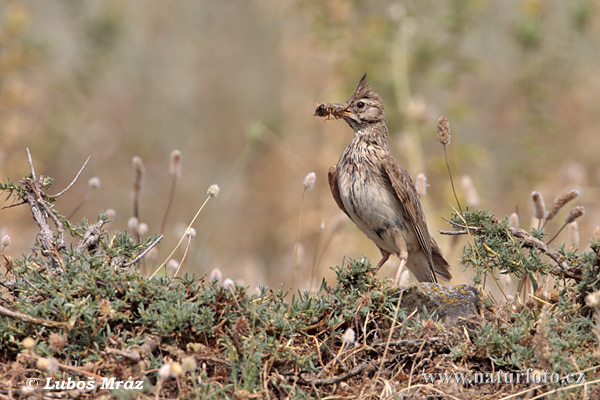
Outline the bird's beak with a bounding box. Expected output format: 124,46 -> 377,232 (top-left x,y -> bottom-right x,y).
332,104 -> 352,118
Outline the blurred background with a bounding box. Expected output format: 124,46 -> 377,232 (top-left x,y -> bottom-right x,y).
1,0 -> 600,290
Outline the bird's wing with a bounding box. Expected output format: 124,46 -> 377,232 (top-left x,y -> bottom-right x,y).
381,155 -> 436,274
328,164 -> 350,218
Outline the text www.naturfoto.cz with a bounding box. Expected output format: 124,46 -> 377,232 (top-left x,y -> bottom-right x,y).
423,369 -> 585,385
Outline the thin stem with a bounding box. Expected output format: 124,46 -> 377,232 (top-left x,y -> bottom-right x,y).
150,195 -> 211,279
291,188 -> 307,290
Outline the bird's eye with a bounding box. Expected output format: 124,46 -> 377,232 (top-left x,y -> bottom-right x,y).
356,101 -> 365,109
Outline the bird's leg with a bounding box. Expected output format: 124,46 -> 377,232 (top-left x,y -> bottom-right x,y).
394,258 -> 407,285
376,250 -> 390,269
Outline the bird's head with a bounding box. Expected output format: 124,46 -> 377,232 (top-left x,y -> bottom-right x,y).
333,74 -> 386,130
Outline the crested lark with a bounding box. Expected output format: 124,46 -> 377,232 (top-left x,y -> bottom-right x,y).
315,74 -> 451,283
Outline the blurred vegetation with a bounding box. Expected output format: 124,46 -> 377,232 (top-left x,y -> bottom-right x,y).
2,0 -> 600,318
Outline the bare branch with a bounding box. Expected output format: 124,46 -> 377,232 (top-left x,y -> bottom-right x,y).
53,155 -> 92,198
123,234 -> 163,267
0,304 -> 67,328
26,148 -> 36,180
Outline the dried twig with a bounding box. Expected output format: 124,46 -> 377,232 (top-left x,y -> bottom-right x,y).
299,361 -> 374,386
123,234 -> 163,267
53,155 -> 92,198
0,304 -> 67,328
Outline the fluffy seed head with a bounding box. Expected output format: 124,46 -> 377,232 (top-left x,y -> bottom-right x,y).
158,363 -> 171,380
436,116 -> 451,146
182,356 -> 197,372
22,337 -> 35,350
416,173 -> 427,197
132,156 -> 145,194
547,189 -> 580,222
342,328 -> 356,345
88,177 -> 101,190
167,259 -> 179,272
586,291 -> 600,308
207,184 -> 220,198
210,268 -> 222,282
185,227 -> 197,238
303,172 -> 316,190
565,206 -> 585,224
531,191 -> 546,220
106,209 -> 116,220
138,222 -> 149,236
170,361 -> 183,377
127,216 -> 139,232
1,234 -> 11,248
170,150 -> 182,179
223,278 -> 235,290
49,333 -> 67,354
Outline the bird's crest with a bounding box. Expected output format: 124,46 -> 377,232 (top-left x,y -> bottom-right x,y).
350,73 -> 380,102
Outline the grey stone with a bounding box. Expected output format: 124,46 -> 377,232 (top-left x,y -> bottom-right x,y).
399,283 -> 482,326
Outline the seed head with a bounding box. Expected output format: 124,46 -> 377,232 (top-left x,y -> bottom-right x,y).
167,259 -> 180,273
207,184 -> 220,198
416,173 -> 427,197
132,156 -> 145,194
586,291 -> 600,308
170,150 -> 182,179
531,191 -> 546,220
170,361 -> 183,377
223,278 -> 235,290
158,363 -> 172,380
565,206 -> 585,224
88,177 -> 101,190
49,333 -> 67,354
210,268 -> 222,282
342,328 -> 356,345
303,172 -> 316,190
546,189 -> 580,222
182,356 -> 197,372
127,216 -> 139,232
22,337 -> 35,351
436,116 -> 451,146
1,234 -> 11,249
185,227 -> 197,238
106,209 -> 116,220
138,222 -> 149,236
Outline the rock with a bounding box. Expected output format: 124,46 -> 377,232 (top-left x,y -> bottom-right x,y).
399,283 -> 482,326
